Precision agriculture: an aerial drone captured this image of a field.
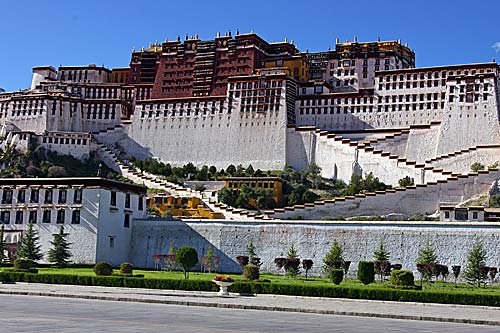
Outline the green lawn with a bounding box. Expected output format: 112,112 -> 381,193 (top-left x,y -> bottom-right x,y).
35,268 -> 500,294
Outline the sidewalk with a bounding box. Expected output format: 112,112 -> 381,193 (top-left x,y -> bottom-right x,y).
1,282 -> 500,326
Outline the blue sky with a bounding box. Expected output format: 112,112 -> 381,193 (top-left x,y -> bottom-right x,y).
1,0 -> 499,91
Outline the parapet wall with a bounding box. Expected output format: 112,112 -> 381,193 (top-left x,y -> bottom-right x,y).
130,219 -> 500,278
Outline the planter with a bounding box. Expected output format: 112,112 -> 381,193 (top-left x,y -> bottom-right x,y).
212,280 -> 234,296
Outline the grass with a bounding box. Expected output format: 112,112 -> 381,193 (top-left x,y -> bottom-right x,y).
34,268 -> 500,294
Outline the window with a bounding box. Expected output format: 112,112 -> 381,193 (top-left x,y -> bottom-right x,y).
138,196 -> 144,211
42,210 -> 51,223
123,214 -> 130,228
58,189 -> 67,204
2,190 -> 12,204
125,194 -> 130,209
71,210 -> 80,224
0,211 -> 10,224
17,190 -> 26,203
56,209 -> 65,224
29,211 -> 37,224
44,189 -> 53,204
110,191 -> 117,206
73,189 -> 82,204
444,212 -> 450,219
15,211 -> 23,224
472,212 -> 478,220
109,237 -> 115,248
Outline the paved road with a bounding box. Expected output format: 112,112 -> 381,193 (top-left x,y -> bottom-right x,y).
0,295 -> 498,333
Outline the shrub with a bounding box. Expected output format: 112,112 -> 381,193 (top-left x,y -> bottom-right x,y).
236,255 -> 249,268
284,258 -> 301,278
302,259 -> 314,279
329,269 -> 344,285
357,261 -> 375,285
14,258 -> 33,271
120,262 -> 134,276
176,246 -> 198,279
93,261 -> 113,276
390,270 -> 415,287
243,265 -> 260,281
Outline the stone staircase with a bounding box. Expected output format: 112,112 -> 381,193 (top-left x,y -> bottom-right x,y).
94,139 -> 259,220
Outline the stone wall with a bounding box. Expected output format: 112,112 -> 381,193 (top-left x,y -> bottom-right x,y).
128,100 -> 288,170
130,219 -> 500,279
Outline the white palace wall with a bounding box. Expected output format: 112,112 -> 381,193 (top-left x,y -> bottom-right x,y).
130,219 -> 500,278
128,100 -> 288,170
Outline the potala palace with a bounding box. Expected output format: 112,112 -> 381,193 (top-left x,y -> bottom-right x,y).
1,32 -> 500,272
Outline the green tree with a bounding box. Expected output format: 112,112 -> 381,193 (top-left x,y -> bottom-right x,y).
47,165 -> 67,177
286,244 -> 300,277
323,240 -> 344,272
343,174 -> 362,196
226,164 -> 236,176
416,238 -> 438,282
373,239 -> 390,261
17,221 -> 43,262
183,162 -> 197,177
255,188 -> 275,210
208,166 -> 217,178
247,241 -> 256,264
304,163 -> 322,189
47,225 -> 72,267
0,225 -> 5,264
234,164 -> 246,177
196,165 -> 209,181
218,187 -> 235,207
168,241 -> 176,255
398,176 -> 414,188
471,162 -> 485,172
246,164 -> 255,176
202,246 -> 216,273
464,238 -> 488,288
176,246 -> 198,279
235,184 -> 253,209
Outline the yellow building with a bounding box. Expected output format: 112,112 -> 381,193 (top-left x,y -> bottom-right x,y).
262,55 -> 309,82
225,177 -> 283,203
147,195 -> 224,219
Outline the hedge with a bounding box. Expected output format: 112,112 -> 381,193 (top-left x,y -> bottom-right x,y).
2,271 -> 500,307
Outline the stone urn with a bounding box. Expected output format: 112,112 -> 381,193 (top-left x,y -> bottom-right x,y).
212,279 -> 234,296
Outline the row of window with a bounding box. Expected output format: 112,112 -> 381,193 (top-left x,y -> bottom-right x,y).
379,80 -> 445,90
1,189 -> 82,205
298,102 -> 446,115
141,101 -> 222,111
0,209 -> 80,225
110,191 -> 144,211
378,69 -> 492,82
42,137 -> 88,145
230,80 -> 284,90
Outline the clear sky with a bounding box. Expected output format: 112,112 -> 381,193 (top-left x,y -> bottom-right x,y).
1,0 -> 499,91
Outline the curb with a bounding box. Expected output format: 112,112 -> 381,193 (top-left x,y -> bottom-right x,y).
0,290 -> 499,327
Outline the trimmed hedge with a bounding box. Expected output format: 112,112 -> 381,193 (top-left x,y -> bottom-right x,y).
390,270 -> 415,287
243,265 -> 260,281
329,269 -> 344,285
3,271 -> 500,307
357,261 -> 375,285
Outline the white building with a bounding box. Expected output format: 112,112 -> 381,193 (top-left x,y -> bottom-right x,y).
0,177 -> 147,266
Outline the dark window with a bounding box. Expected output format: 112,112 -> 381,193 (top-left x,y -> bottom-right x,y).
125,194 -> 130,209
73,189 -> 82,204
110,191 -> 117,206
44,190 -> 53,204
138,196 -> 144,211
109,237 -> 115,248
444,212 -> 450,219
0,211 -> 10,224
17,190 -> 26,203
58,189 -> 67,204
56,209 -> 65,224
124,214 -> 130,228
15,211 -> 23,224
2,190 -> 12,204
71,210 -> 80,224
454,209 -> 468,221
42,210 -> 51,223
29,211 -> 37,224
472,212 -> 478,219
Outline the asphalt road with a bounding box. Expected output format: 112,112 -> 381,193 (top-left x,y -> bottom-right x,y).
0,294 -> 498,333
